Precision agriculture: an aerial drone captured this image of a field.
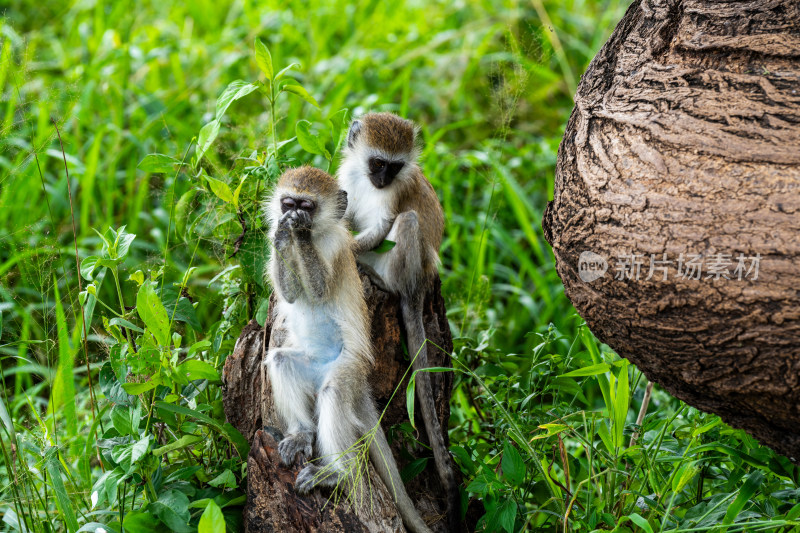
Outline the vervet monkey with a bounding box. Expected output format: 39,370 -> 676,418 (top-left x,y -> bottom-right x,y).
264,166 -> 431,533
338,113 -> 460,532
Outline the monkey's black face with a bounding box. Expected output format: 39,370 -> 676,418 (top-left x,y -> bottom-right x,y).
281,196 -> 316,215
367,157 -> 405,189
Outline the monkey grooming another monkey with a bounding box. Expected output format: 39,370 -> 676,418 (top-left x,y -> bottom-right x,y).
338,113 -> 461,532
264,166 -> 431,533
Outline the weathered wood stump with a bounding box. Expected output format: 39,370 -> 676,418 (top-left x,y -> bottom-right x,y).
543,0 -> 800,458
222,274 -> 455,532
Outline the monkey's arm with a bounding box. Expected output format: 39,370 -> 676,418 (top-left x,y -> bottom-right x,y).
273,214 -> 304,303
292,210 -> 333,301
354,217 -> 394,254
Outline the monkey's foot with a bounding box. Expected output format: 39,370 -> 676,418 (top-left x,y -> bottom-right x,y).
295,463 -> 342,494
278,432 -> 313,466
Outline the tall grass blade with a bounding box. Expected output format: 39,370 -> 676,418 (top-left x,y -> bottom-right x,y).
49,276 -> 77,435
44,447 -> 79,533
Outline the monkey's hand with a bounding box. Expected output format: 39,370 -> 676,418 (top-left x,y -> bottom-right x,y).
291,209 -> 313,240
278,432 -> 313,466
275,211 -> 295,248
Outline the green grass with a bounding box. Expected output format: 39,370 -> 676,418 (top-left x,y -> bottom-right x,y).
1,0 -> 799,532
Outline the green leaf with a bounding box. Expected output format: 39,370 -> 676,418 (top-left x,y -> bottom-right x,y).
406,375 -> 416,429
199,500 -> 226,533
373,239 -> 396,254
196,119 -> 221,167
295,120 -> 329,158
215,80 -> 260,121
400,457 -> 428,483
238,232 -> 269,288
208,469 -> 237,489
328,108 -> 349,151
81,256 -> 101,280
176,359 -> 220,382
115,228 -> 136,259
722,470 -> 764,525
138,153 -> 181,173
113,435 -> 151,473
122,374 -> 162,395
254,38 -> 273,80
152,434 -> 203,456
99,362 -> 135,406
273,62 -> 300,81
559,362 -> 611,378
501,442 -> 526,485
0,389 -> 12,436
136,281 -> 170,346
128,270 -> 145,286
151,489 -> 192,532
466,474 -> 491,496
44,447 -> 79,533
495,499 -> 517,533
175,189 -> 198,237
188,340 -> 212,357
283,84 -> 319,108
614,361 -> 629,447
627,513 -> 653,533
672,463 -> 699,493
233,175 -> 247,209
255,298 -> 270,327
155,402 -> 249,458
108,317 -> 144,333
160,286 -> 202,332
205,174 -> 234,204
111,403 -> 141,435
123,510 -> 160,533
531,423 -> 568,440
222,423 -> 250,460
104,467 -> 126,506
597,420 -> 613,453
49,278 -> 77,435
130,434 -> 151,465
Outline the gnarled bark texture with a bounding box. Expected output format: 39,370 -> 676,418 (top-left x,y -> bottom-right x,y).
543,0 -> 800,459
222,274 -> 455,532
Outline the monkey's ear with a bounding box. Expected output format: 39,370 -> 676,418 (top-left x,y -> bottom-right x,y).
336,190 -> 348,219
346,120 -> 362,148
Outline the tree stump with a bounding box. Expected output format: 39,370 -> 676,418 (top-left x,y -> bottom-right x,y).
222,274 -> 455,532
543,0 -> 800,459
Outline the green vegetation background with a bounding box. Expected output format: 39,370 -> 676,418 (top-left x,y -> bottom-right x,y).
1,0 -> 798,532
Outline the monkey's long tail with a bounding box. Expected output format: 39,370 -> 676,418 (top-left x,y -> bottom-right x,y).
401,296 -> 461,533
369,424 -> 432,533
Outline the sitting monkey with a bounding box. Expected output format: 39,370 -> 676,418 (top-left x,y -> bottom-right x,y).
263,166 -> 431,533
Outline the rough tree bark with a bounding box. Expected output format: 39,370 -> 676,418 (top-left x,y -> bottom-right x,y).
543,0 -> 800,459
222,274 -> 455,532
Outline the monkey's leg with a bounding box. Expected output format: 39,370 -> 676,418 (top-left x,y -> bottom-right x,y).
265,348 -> 316,466
295,375 -> 362,494
387,212 -> 462,531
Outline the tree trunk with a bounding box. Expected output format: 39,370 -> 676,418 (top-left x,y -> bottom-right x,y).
543,0 -> 800,460
222,274 -> 455,532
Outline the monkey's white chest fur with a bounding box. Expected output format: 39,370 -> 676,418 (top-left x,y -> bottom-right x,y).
347,185 -> 391,231
279,299 -> 344,386
338,159 -> 393,231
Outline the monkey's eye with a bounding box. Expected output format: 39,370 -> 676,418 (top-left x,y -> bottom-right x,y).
299,200 -> 316,212
387,161 -> 405,178
281,197 -> 296,212
368,158 -> 386,174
